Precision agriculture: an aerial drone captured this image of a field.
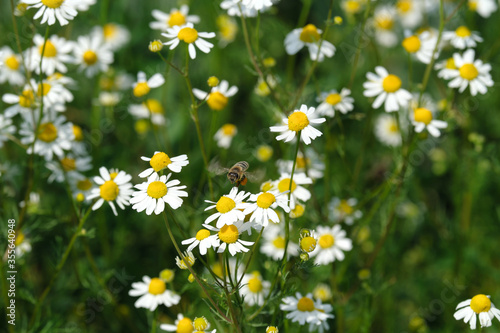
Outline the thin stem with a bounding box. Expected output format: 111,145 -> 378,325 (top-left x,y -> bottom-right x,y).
236,228 -> 264,287
157,52 -> 184,76
150,310 -> 157,333
222,253 -> 242,333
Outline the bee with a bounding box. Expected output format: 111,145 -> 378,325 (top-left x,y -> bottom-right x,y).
209,160 -> 262,187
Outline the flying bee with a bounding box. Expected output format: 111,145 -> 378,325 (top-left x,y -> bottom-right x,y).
209,160 -> 262,187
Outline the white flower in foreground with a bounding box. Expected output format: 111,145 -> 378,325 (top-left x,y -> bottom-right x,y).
270,104 -> 326,145
150,5 -> 200,31
181,228 -> 218,255
26,34 -> 73,75
284,24 -> 335,62
204,187 -> 250,228
412,107 -> 447,137
162,22 -> 215,59
203,220 -> 254,256
447,49 -> 493,96
192,80 -> 238,111
330,197 -> 363,224
402,31 -> 439,64
280,292 -> 334,326
129,276 -> 180,311
160,313 -> 193,333
454,294 -> 500,329
273,173 -> 312,210
261,223 -> 299,260
239,271 -> 271,306
87,167 -> 133,216
0,46 -> 24,86
73,30 -> 114,78
442,26 -> 482,49
363,66 -> 412,112
132,71 -> 165,98
468,0 -> 498,18
316,88 -> 354,117
309,225 -> 353,265
139,151 -> 189,178
374,114 -> 402,147
243,190 -> 290,227
23,0 -> 78,26
214,124 -> 237,149
0,115 -> 16,148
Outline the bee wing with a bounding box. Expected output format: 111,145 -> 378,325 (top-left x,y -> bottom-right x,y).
207,159 -> 229,175
245,168 -> 265,183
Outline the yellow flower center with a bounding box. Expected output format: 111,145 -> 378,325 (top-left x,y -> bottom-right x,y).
299,24 -> 321,43
314,287 -> 331,301
207,76 -> 219,87
178,27 -> 198,44
257,146 -> 273,162
296,156 -> 309,169
178,254 -> 195,269
218,224 -> 239,244
470,294 -> 491,314
39,40 -> 57,57
73,125 -> 83,141
195,229 -> 211,241
177,318 -> 194,333
339,199 -> 353,214
266,327 -> 279,333
221,124 -> 237,136
396,0 -> 412,13
144,99 -> 164,114
216,196 -> 236,214
147,181 -> 168,199
133,82 -> 150,97
103,23 -> 117,38
15,231 -> 25,246
375,17 -> 393,30
248,275 -> 263,293
37,83 -> 52,97
83,50 -> 98,65
382,74 -> 402,93
389,122 -> 399,133
402,35 -> 421,53
287,111 -> 310,132
207,91 -> 228,111
149,40 -> 163,52
109,172 -> 118,180
273,236 -> 285,249
99,180 -> 119,201
61,157 -> 76,171
468,0 -> 477,11
445,58 -> 456,69
345,1 -> 361,13
300,236 -> 317,253
41,0 -> 64,8
297,297 -> 315,312
414,108 -> 433,125
160,268 -> 174,283
77,179 -> 92,191
278,178 -> 297,193
135,119 -> 149,134
168,11 -> 186,27
290,204 -> 305,218
38,122 -> 58,142
5,56 -> 20,70
256,192 -> 276,209
459,63 -> 478,80
149,152 -> 172,172
148,277 -> 166,295
19,90 -> 35,108
455,26 -> 471,38
319,234 -> 335,248
193,317 -> 208,330
325,92 -> 342,105
263,57 -> 276,67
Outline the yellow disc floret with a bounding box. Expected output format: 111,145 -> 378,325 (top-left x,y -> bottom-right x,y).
39,40 -> 57,57
133,82 -> 150,97
148,277 -> 166,295
396,0 -> 411,13
256,192 -> 276,209
100,180 -> 119,201
402,35 -> 421,53
299,24 -> 321,43
168,11 -> 186,27
248,273 -> 263,293
176,317 -> 194,333
319,234 -> 335,248
144,99 -> 164,114
149,152 -> 172,172
5,56 -> 20,70
41,0 -> 64,8
459,63 -> 479,80
38,122 -> 58,142
193,317 -> 209,330
300,236 -> 317,253
37,83 -> 52,97
221,124 -> 237,136
266,326 -> 279,333
195,229 -> 211,241
61,157 -> 76,171
326,93 -> 342,106
297,297 -> 315,312
470,294 -> 491,314
19,90 -> 35,108
273,236 -> 285,249
207,91 -> 228,111
73,125 -> 84,141
160,269 -> 175,283
77,179 -> 92,191
83,50 -> 98,65
178,27 -> 198,43
278,178 -> 297,193
147,181 -> 168,199
455,26 -> 471,38
103,23 -> 117,38
414,107 -> 433,125
218,224 -> 239,244
287,111 -> 310,132
290,204 -> 305,218
382,74 -> 402,93
339,199 -> 354,215
216,196 -> 236,213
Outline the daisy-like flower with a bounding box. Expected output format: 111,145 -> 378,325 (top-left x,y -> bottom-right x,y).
371,5 -> 398,47
139,151 -> 189,178
132,71 -> 165,98
220,0 -> 259,17
98,91 -> 121,107
277,151 -> 325,179
284,24 -> 336,62
130,173 -> 188,215
341,0 -> 364,15
46,154 -> 92,183
0,46 -> 24,86
255,145 -> 273,162
374,114 -> 402,147
23,0 -> 78,26
239,271 -> 271,306
273,173 -> 312,210
203,220 -> 254,256
87,167 -> 133,216
162,22 -> 215,60
261,224 -> 299,260
70,176 -> 94,200
412,107 -> 447,137
100,23 -> 130,51
254,75 -> 277,97
216,14 -> 238,47
468,0 -> 498,18
330,197 -> 363,224
128,276 -> 181,311
442,26 -> 482,49
316,88 -> 354,117
309,225 -> 353,265
181,228 -> 219,255
214,124 -> 237,149
73,30 -> 114,78
447,49 -> 493,96
402,31 -> 439,64
454,294 -> 500,329
434,57 -> 458,80
160,313 -> 194,333
363,66 -> 412,112
175,251 -> 196,270
204,187 -> 250,228
26,34 -> 73,75
29,78 -> 72,113
270,104 -> 326,145
266,327 -> 279,333
150,6 -> 200,31
280,292 -> 334,326
70,124 -> 89,156
243,190 -> 290,227
192,80 -> 238,111
129,99 -> 166,126
395,0 -> 423,29
313,284 -> 332,302
0,115 -> 16,148
192,317 -> 215,333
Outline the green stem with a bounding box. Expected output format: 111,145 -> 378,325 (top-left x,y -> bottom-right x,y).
150,310 -> 157,333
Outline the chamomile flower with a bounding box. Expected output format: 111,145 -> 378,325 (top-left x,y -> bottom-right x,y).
330,197 -> 363,224
371,5 -> 398,47
175,251 -> 196,270
220,0 -> 259,17
454,294 -> 500,329
87,167 -> 133,216
261,224 -> 299,260
255,145 -> 273,162
203,220 -> 254,256
70,124 -> 89,156
270,104 -> 326,145
150,6 -> 200,31
0,115 -> 16,148
204,187 -> 250,228
193,317 -> 215,332
266,327 -> 279,333
26,34 -> 73,75
46,154 -> 92,183
277,151 -> 325,180
239,271 -> 271,306
316,88 -> 354,117
402,31 -> 439,64
0,46 -> 24,86
99,91 -> 121,107
442,26 -> 483,49
160,313 -> 193,333
254,75 -> 277,97
29,79 -> 72,113
2,86 -> 33,118
341,0 -> 365,15
181,228 -> 219,255
243,190 -> 290,227
132,71 -> 165,98
412,107 -> 448,137
129,99 -> 166,126
139,151 -> 189,178
73,30 -> 114,78
214,124 -> 237,149
128,276 -> 181,311
395,0 -> 423,29
272,173 -> 312,210
313,284 -> 332,302
162,23 -> 216,59
100,23 -> 130,51
280,292 -> 334,326
374,114 -> 402,147
70,177 -> 94,200
284,24 -> 336,62
363,66 -> 412,112
447,49 -> 493,96
434,57 -> 458,80
192,80 -> 238,111
130,173 -> 188,215
468,0 -> 498,18
23,0 -> 78,26
309,225 -> 353,265
216,15 -> 238,47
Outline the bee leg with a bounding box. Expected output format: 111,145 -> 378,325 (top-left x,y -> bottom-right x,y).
240,176 -> 248,186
